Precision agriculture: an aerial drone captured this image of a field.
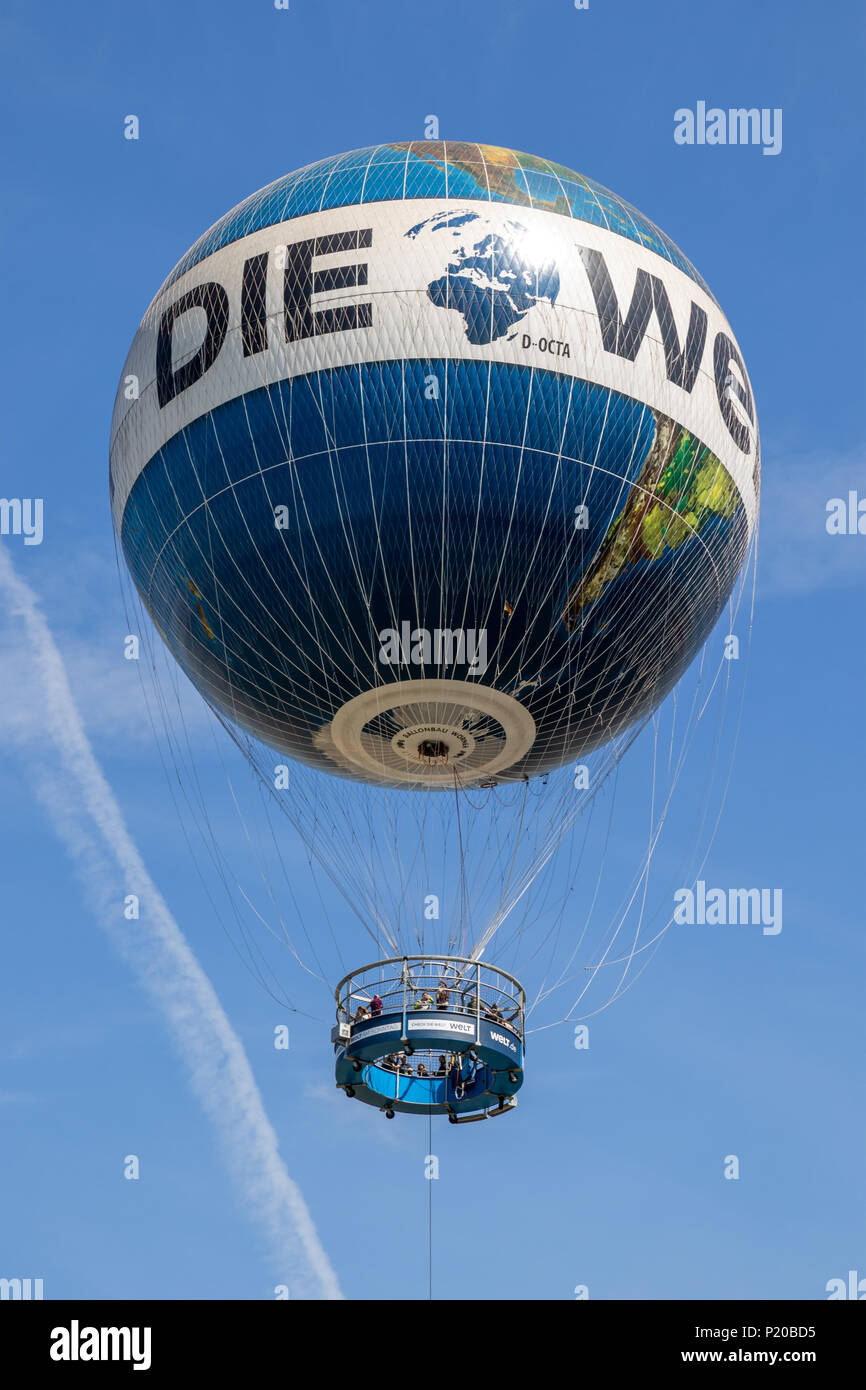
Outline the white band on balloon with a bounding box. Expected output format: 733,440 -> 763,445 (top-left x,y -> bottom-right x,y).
110,198 -> 759,535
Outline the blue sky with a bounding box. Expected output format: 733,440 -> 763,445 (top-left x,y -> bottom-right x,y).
1,0 -> 864,1301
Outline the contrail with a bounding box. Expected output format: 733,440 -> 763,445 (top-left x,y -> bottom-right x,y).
0,545 -> 343,1300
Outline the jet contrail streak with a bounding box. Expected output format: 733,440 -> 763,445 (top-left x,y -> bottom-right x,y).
0,545 -> 343,1299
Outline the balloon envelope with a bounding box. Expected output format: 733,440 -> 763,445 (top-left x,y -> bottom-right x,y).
110,142 -> 759,791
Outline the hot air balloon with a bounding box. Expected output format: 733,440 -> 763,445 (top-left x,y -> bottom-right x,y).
110,142 -> 759,1120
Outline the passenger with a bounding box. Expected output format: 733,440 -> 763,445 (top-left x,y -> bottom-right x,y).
435,1054 -> 447,1077
370,993 -> 383,1017
419,991 -> 434,1010
416,1063 -> 428,1077
436,985 -> 450,1009
353,1005 -> 370,1023
485,1003 -> 504,1023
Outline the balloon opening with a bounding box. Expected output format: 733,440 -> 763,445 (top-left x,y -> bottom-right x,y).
418,739 -> 449,763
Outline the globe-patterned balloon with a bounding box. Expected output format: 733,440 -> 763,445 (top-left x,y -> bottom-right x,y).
110,142 -> 759,788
